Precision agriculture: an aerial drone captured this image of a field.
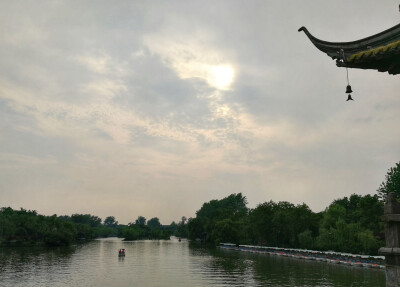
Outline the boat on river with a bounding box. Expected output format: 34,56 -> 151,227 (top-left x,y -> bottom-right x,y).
118,249 -> 126,257
219,243 -> 385,269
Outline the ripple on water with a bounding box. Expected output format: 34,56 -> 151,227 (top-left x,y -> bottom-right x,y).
0,239 -> 385,287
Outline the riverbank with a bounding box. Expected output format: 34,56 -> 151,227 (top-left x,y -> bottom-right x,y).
219,243 -> 385,269
0,240 -> 46,247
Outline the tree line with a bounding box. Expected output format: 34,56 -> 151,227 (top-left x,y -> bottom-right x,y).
1,161 -> 398,253
186,193 -> 384,255
120,216 -> 171,240
0,210 -> 178,246
184,161 -> 400,255
0,194 -> 385,254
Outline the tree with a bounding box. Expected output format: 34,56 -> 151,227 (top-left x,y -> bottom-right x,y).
377,161 -> 400,200
135,216 -> 146,226
122,225 -> 146,240
176,216 -> 188,238
0,207 -> 78,245
147,217 -> 161,230
187,217 -> 204,240
212,218 -> 241,244
321,204 -> 346,229
298,230 -> 314,249
315,195 -> 384,254
169,221 -> 178,235
70,214 -> 102,227
104,216 -> 118,227
121,216 -> 170,241
188,193 -> 248,243
246,201 -> 275,245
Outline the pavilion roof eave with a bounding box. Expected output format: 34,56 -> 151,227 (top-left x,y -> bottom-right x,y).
298,23 -> 400,60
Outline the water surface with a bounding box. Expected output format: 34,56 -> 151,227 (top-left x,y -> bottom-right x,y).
0,237 -> 385,286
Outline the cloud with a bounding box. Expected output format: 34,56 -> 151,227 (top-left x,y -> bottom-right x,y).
0,0 -> 399,223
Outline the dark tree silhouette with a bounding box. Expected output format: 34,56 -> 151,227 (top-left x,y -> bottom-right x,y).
377,161 -> 400,200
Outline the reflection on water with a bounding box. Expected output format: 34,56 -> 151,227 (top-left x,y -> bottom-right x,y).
0,238 -> 385,287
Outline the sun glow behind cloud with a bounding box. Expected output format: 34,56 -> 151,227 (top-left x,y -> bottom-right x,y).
144,35 -> 236,90
167,59 -> 236,91
208,65 -> 235,90
1,0 -> 399,225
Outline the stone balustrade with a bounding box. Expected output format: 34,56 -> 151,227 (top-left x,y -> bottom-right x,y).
379,192 -> 400,287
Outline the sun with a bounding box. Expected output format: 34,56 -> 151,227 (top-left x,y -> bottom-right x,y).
208,65 -> 235,90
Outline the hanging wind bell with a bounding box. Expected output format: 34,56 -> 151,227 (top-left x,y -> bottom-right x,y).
345,67 -> 354,101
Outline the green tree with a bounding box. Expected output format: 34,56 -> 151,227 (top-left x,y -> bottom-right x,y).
176,216 -> 188,238
147,217 -> 161,230
246,201 -> 319,248
120,216 -> 170,241
70,214 -> 102,227
169,221 -> 178,235
192,193 -> 248,243
357,195 -> 384,234
43,216 -> 77,246
104,216 -> 118,227
0,207 -> 78,246
298,229 -> 314,249
377,161 -> 400,200
321,204 -> 346,229
135,216 -> 146,226
187,217 -> 204,240
122,225 -> 146,240
75,223 -> 96,239
328,194 -> 384,239
0,215 -> 16,241
212,218 -> 239,244
316,196 -> 384,254
246,201 -> 275,245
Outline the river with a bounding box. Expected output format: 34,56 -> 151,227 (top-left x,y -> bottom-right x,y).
0,237 -> 385,287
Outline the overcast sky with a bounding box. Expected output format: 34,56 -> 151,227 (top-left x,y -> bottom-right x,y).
0,0 -> 399,225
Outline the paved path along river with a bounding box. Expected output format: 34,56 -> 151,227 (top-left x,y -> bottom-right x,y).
0,237 -> 385,287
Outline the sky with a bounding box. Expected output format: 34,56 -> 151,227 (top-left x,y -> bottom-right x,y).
0,0 -> 399,225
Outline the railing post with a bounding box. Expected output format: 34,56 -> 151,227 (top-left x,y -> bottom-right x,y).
379,192 -> 400,287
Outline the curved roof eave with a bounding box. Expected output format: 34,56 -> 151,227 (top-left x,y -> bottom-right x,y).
298,24 -> 400,60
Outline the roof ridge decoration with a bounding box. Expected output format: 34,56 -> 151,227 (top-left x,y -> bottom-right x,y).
298,24 -> 400,75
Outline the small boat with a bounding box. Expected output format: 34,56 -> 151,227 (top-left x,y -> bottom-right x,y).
118,249 -> 126,257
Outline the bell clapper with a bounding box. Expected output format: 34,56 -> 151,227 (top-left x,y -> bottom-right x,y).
346,94 -> 354,101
